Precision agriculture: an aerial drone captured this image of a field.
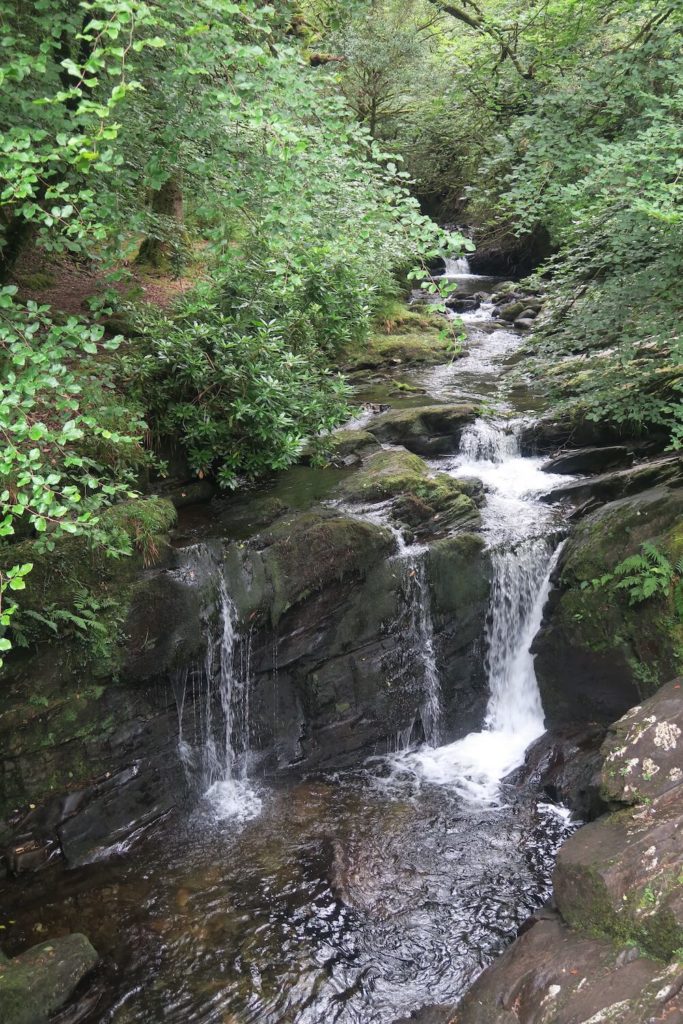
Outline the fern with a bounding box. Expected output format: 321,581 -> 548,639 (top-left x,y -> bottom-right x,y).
584,543 -> 683,617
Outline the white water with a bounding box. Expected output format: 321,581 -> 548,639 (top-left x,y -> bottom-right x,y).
409,557 -> 443,746
333,499 -> 444,745
203,577 -> 262,821
402,418 -> 570,804
175,566 -> 262,823
442,255 -> 471,276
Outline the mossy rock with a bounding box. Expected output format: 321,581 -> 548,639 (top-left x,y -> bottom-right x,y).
337,449 -> 480,537
534,484 -> 683,728
338,448 -> 431,502
327,429 -> 382,463
554,782 -> 683,960
368,404 -> 477,456
342,311 -> 452,371
0,933 -> 98,1024
247,510 -> 396,624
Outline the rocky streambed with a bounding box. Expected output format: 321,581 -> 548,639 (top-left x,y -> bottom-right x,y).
1,266 -> 682,1024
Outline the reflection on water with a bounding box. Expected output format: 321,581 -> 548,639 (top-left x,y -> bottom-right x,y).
1,770 -> 573,1024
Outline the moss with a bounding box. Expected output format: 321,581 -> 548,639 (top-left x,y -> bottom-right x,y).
14,269 -> 56,291
551,489 -> 683,696
257,511 -> 396,624
342,309 -> 452,370
0,497 -> 177,675
338,448 -> 431,502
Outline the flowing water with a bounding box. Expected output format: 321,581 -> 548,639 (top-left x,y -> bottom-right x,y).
0,263 -> 576,1024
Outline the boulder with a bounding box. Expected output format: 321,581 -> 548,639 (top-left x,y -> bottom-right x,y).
368,404 -> 477,456
533,483 -> 683,729
328,429 -> 381,464
497,300 -> 528,322
337,449 -> 481,539
506,723 -> 606,820
0,933 -> 98,1024
513,317 -> 535,330
451,912 -> 683,1024
542,444 -> 634,476
555,784 -> 683,960
601,678 -> 683,805
445,296 -> 480,314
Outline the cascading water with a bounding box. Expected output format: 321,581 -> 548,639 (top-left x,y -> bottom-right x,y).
4,265 -> 581,1024
175,563 -> 261,822
441,255 -> 471,276
405,555 -> 442,746
406,417 -> 568,802
337,501 -> 444,747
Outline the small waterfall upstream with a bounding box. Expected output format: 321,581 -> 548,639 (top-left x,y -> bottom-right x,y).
441,255 -> 471,276
406,418 -> 567,803
175,566 -> 261,821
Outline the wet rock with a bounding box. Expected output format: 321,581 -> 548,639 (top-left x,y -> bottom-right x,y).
542,453 -> 682,505
533,483 -> 683,729
520,415 -> 650,455
451,911 -> 683,1024
542,444 -> 634,476
328,429 -> 381,464
601,677 -> 683,805
554,781 -> 683,960
243,509 -> 396,624
394,1006 -> 455,1024
338,448 -> 434,502
467,224 -> 552,277
445,296 -> 480,314
513,317 -> 535,330
497,300 -> 528,322
427,534 -> 492,734
56,763 -> 175,867
338,449 -> 481,539
507,723 -> 606,820
368,404 -> 477,456
0,933 -> 98,1024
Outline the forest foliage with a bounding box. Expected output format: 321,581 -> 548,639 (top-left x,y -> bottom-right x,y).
1,0 -> 681,659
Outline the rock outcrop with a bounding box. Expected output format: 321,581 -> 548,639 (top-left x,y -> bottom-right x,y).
444,679 -> 683,1024
533,482 -> 683,729
1,447 -> 492,872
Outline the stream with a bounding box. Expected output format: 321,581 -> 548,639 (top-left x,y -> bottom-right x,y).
1,262 -> 578,1023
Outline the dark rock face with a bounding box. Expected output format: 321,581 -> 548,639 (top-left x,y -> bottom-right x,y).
0,933 -> 98,1024
1,465 -> 493,868
542,454 -> 682,508
542,445 -> 634,476
506,723 -> 606,820
467,224 -> 552,278
601,677 -> 683,805
556,681 -> 683,961
533,483 -> 683,729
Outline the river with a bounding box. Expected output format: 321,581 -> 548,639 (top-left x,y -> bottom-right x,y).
1,262 -> 578,1024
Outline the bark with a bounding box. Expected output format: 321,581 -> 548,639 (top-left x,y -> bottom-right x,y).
137,177 -> 186,270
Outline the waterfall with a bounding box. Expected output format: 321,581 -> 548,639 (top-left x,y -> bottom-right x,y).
404,417 -> 568,803
174,566 -> 261,822
442,256 -> 470,276
485,542 -> 551,736
405,556 -> 442,746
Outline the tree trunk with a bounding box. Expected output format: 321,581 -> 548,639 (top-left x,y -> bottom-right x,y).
137,176 -> 186,271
